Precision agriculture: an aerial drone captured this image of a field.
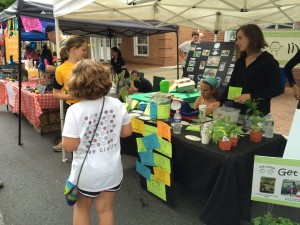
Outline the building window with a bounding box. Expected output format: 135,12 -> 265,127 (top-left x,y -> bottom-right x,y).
134,36 -> 149,56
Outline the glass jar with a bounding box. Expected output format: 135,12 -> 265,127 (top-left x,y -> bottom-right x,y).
150,93 -> 170,122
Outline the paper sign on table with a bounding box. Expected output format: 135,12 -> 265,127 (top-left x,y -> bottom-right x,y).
143,103 -> 150,116
228,86 -> 243,100
139,151 -> 155,166
147,174 -> 166,201
136,161 -> 151,180
144,124 -> 157,136
154,152 -> 171,173
153,167 -> 171,186
156,137 -> 172,158
157,104 -> 170,119
142,133 -> 160,151
157,121 -> 171,142
150,102 -> 157,119
136,138 -> 147,152
132,99 -> 139,109
131,118 -> 145,135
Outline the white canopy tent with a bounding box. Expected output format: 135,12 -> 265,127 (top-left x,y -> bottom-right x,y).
53,0 -> 300,33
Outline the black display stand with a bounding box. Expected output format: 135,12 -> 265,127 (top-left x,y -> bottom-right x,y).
183,42 -> 236,91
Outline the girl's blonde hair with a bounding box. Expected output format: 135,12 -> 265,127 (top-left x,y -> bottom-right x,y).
59,35 -> 86,63
68,59 -> 112,100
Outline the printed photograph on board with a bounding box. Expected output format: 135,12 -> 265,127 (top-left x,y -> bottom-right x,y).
219,62 -> 226,71
202,49 -> 210,56
227,68 -> 233,75
206,56 -> 221,67
199,61 -> 206,70
281,179 -> 300,197
193,51 -> 201,57
259,176 -> 276,194
188,61 -> 196,67
221,50 -> 230,56
203,68 -> 218,77
187,67 -> 194,72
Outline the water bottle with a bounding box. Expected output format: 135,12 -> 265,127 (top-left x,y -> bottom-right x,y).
173,110 -> 182,134
264,113 -> 274,138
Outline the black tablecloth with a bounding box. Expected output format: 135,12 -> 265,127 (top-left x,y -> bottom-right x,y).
121,130 -> 286,225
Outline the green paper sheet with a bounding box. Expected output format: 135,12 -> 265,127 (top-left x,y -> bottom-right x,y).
228,86 -> 243,100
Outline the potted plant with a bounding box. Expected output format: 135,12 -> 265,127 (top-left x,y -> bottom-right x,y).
245,99 -> 265,143
252,212 -> 300,225
229,124 -> 243,147
211,117 -> 232,151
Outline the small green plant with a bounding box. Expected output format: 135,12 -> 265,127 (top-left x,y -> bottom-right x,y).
245,98 -> 265,134
252,212 -> 300,225
211,117 -> 232,143
229,123 -> 243,138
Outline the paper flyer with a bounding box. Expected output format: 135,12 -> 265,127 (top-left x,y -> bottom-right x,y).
251,156 -> 300,208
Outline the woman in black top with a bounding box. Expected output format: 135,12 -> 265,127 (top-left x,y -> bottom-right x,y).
111,47 -> 129,99
212,24 -> 283,116
284,50 -> 300,109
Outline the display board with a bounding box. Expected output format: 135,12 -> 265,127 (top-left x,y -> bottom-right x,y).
263,30 -> 300,67
251,156 -> 300,208
131,117 -> 175,206
183,42 -> 236,90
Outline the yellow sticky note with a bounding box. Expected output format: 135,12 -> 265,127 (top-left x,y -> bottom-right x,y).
144,124 -> 157,136
157,137 -> 172,158
157,121 -> 171,142
157,104 -> 170,120
143,103 -> 150,116
146,174 -> 166,201
123,103 -> 129,111
154,152 -> 171,173
136,138 -> 147,152
131,118 -> 145,135
132,99 -> 139,109
153,167 -> 171,186
228,86 -> 243,100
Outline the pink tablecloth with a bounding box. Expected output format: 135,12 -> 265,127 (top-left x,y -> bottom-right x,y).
1,80 -> 59,128
0,80 -> 8,106
13,87 -> 59,128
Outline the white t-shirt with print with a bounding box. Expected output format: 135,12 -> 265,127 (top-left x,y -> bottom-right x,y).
62,96 -> 130,192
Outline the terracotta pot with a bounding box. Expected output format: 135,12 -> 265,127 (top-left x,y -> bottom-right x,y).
249,131 -> 263,143
218,140 -> 232,151
231,137 -> 239,147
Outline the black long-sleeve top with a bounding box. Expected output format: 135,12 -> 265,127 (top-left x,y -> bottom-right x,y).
219,51 -> 283,116
284,50 -> 300,87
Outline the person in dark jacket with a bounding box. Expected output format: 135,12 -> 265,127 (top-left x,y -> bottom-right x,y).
128,70 -> 153,93
284,50 -> 300,109
211,24 -> 283,116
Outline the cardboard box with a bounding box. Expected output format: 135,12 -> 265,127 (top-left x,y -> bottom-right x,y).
169,78 -> 195,93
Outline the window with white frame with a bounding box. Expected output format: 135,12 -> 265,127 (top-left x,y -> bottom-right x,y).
134,36 -> 149,56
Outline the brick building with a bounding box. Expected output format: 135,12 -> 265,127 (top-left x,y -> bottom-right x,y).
119,26 -> 225,67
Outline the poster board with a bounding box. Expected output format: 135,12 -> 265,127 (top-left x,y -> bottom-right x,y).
5,29 -> 19,64
183,42 -> 236,90
263,30 -> 300,67
251,156 -> 300,208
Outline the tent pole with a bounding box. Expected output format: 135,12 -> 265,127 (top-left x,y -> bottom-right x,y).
176,31 -> 179,80
18,16 -> 22,146
54,18 -> 68,162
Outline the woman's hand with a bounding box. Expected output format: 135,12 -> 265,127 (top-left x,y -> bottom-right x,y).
209,101 -> 221,109
292,85 -> 300,100
233,94 -> 251,104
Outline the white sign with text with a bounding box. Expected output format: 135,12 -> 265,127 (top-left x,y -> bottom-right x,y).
251,156 -> 300,208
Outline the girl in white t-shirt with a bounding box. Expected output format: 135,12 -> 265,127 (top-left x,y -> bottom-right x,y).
62,59 -> 132,225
